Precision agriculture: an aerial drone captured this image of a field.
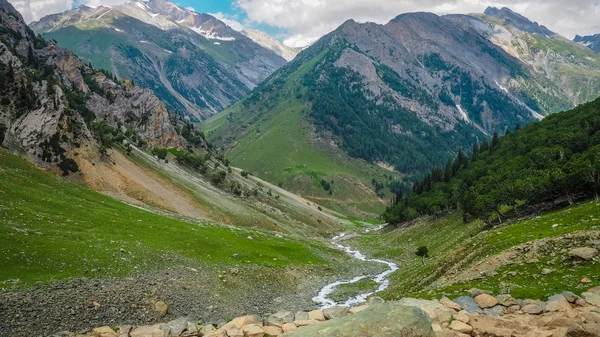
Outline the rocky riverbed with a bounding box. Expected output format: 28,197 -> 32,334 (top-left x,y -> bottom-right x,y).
46,285 -> 600,337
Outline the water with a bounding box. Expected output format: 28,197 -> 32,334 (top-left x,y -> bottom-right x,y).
312,226 -> 399,308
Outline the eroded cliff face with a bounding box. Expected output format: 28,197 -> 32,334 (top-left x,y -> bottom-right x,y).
0,0 -> 183,175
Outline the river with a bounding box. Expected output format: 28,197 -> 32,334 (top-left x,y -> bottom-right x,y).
312,225 -> 399,308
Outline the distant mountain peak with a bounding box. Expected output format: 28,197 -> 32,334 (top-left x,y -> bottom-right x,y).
574,34 -> 600,53
484,6 -> 555,36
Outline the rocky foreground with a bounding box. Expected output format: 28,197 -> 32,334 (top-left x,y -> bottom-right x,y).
50,285 -> 600,337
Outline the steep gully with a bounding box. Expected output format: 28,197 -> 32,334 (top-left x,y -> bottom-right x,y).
313,225 -> 399,308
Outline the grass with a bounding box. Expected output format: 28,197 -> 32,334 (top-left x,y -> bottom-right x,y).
348,201 -> 600,300
0,149 -> 346,289
202,55 -> 401,217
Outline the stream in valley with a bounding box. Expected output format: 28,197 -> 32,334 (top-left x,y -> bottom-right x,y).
312,225 -> 399,308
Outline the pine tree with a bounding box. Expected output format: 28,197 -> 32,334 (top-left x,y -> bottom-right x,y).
471,142 -> 479,162
515,123 -> 521,131
489,132 -> 499,154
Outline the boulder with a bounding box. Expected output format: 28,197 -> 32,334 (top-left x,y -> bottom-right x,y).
281,303 -> 435,337
225,315 -> 260,330
483,305 -> 504,316
562,291 -> 579,303
569,247 -> 598,260
349,305 -> 368,314
449,320 -> 473,334
581,292 -> 600,307
474,294 -> 499,308
307,310 -> 325,321
589,286 -> 600,294
521,303 -> 543,315
266,311 -> 294,327
398,298 -> 454,324
281,323 -> 297,333
117,326 -> 132,337
263,325 -> 283,336
185,322 -> 198,336
153,301 -> 168,317
440,297 -> 462,311
581,277 -> 593,284
505,305 -> 521,314
224,327 -> 243,337
453,296 -> 483,314
91,327 -> 118,337
165,317 -> 189,335
323,306 -> 349,319
496,294 -> 518,307
241,324 -> 264,337
294,311 -> 309,321
130,326 -> 167,337
545,294 -> 573,312
200,324 -> 216,336
293,319 -> 319,327
453,311 -> 469,324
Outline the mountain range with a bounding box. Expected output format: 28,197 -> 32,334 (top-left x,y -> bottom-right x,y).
203,6 -> 600,214
30,0 -> 294,121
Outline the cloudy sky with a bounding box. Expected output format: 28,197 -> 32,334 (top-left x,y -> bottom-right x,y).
8,0 -> 600,47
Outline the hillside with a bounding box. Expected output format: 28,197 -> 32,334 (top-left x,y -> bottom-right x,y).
30,0 -> 287,120
204,8 -> 600,216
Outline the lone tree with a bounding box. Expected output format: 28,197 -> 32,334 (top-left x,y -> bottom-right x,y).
416,246 -> 429,265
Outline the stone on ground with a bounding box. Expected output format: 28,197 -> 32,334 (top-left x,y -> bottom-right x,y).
496,294 -> 518,307
440,297 -> 462,311
281,323 -> 297,333
263,325 -> 283,336
569,247 -> 598,260
241,324 -> 264,337
91,327 -> 118,337
323,306 -> 349,319
226,315 -> 260,329
581,292 -> 600,307
307,310 -> 325,321
397,298 -> 454,324
293,319 -> 319,327
449,320 -> 473,334
483,305 -> 504,316
545,294 -> 573,312
130,326 -> 166,337
282,303 -> 435,337
453,296 -> 483,314
266,311 -> 294,327
224,327 -> 243,337
153,301 -> 168,317
521,303 -> 543,315
453,311 -> 469,323
294,311 -> 309,321
474,294 -> 499,308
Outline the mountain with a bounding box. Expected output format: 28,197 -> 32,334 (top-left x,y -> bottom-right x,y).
242,29 -> 301,61
30,0 -> 287,121
483,6 -> 555,36
574,34 -> 600,53
204,8 -> 600,215
0,0 -> 188,176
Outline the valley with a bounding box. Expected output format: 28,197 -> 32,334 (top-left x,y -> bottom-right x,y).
1,0 -> 600,336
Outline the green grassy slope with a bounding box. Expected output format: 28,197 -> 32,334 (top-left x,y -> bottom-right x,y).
0,149 -> 346,288
349,201 -> 600,300
203,55 -> 401,217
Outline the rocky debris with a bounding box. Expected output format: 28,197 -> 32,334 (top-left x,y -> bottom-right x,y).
52,286 -> 600,337
474,294 -> 499,308
569,247 -> 599,260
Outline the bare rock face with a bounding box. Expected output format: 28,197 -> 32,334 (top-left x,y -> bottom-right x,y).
0,0 -> 184,175
569,247 -> 598,260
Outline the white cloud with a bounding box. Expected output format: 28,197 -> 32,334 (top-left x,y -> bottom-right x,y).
236,0 -> 600,47
209,12 -> 245,31
8,0 -> 73,23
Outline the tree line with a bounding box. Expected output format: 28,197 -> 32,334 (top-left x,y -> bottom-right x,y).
384,97 -> 600,224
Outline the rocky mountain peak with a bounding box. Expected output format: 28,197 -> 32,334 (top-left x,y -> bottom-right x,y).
484,6 -> 555,36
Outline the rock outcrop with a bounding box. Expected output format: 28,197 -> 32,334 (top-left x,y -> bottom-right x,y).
0,0 -> 185,175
